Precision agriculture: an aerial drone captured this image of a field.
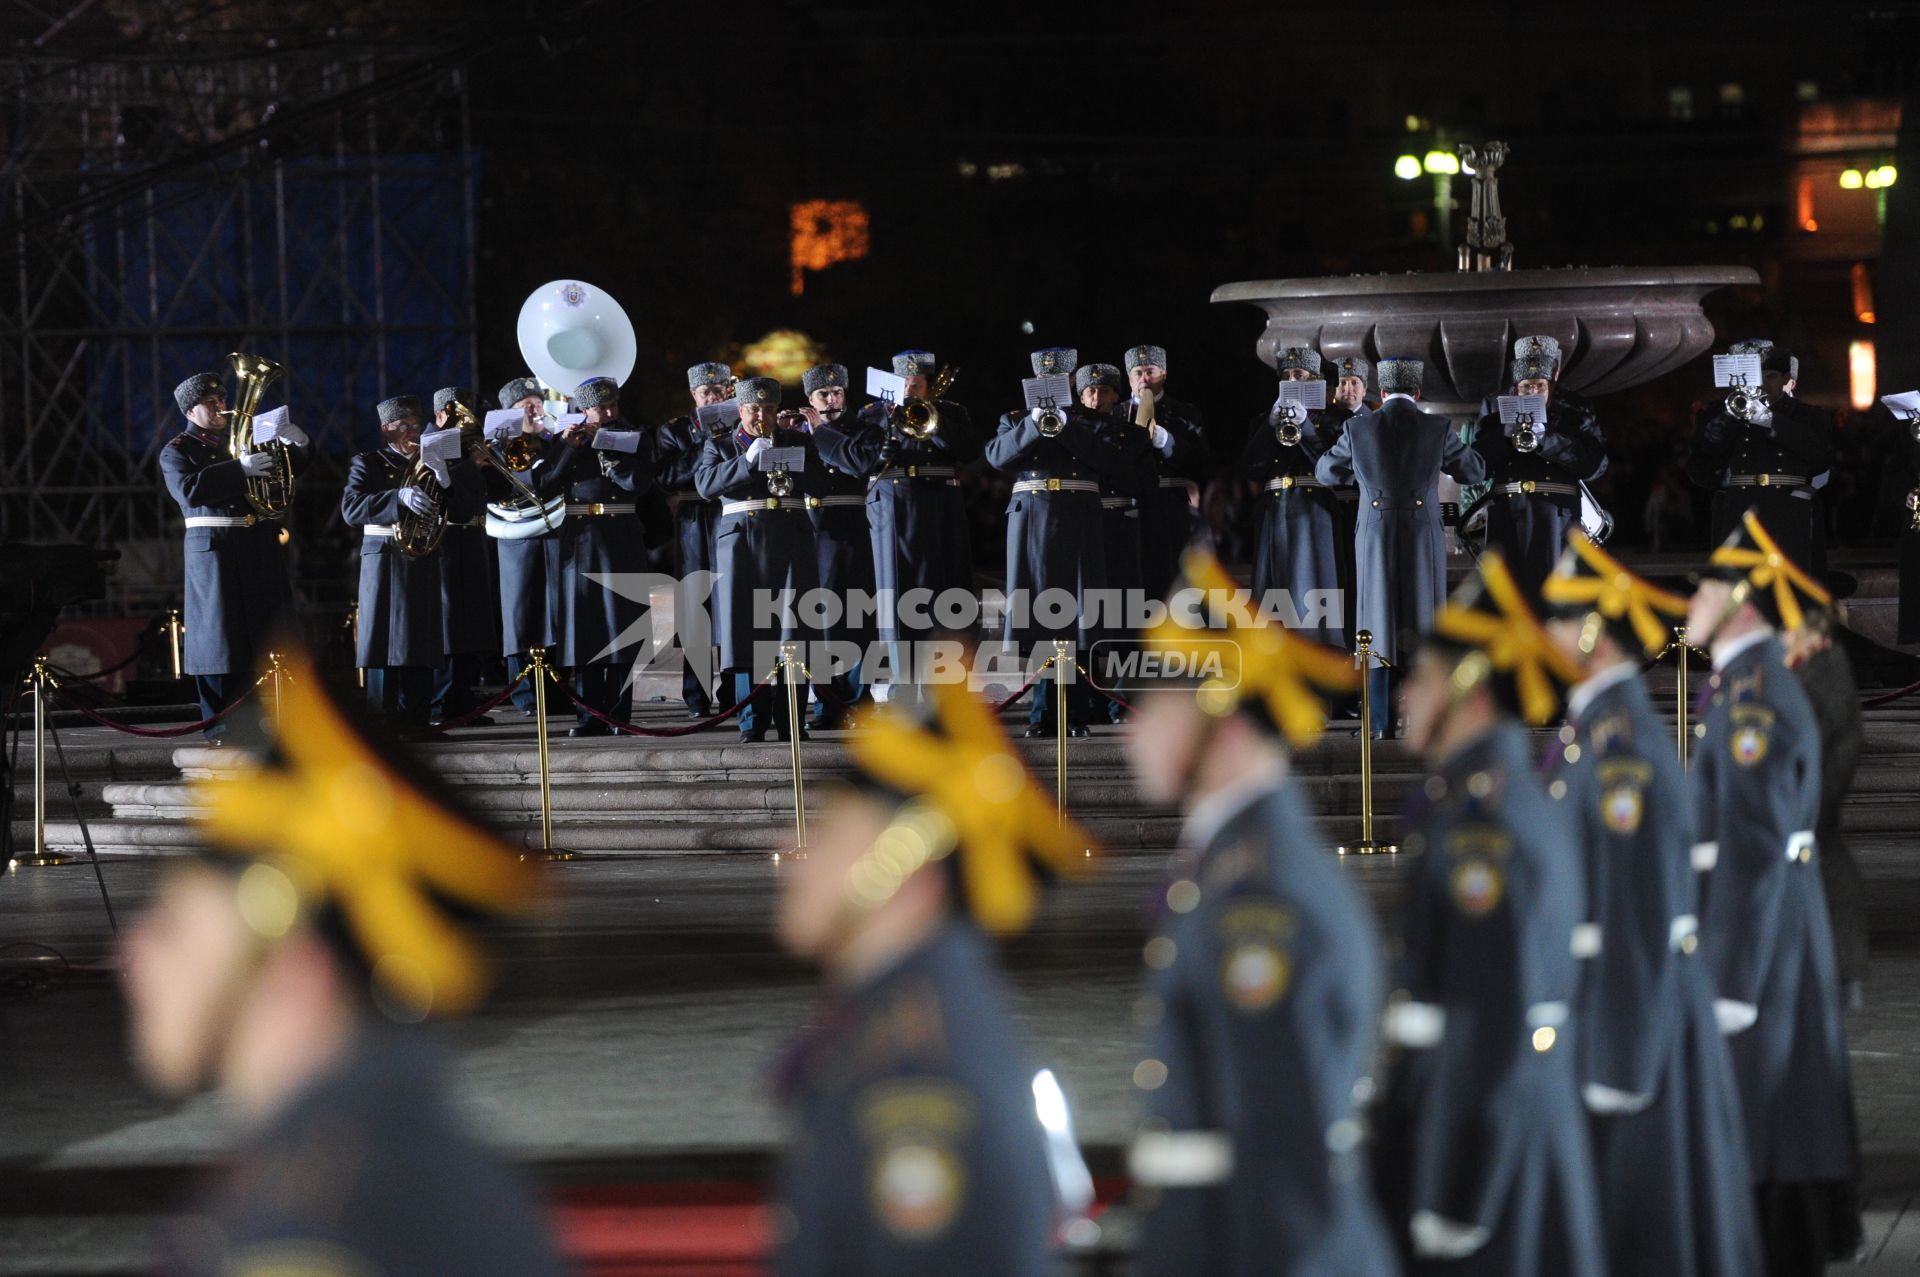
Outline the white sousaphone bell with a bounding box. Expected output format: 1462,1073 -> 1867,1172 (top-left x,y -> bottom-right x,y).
487,279 -> 640,540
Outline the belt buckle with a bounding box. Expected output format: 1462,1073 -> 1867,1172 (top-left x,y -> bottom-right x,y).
905,466 -> 919,478
1757,473 -> 1771,487
1279,476 -> 1295,489
765,497 -> 780,510
1520,479 -> 1537,494
591,503 -> 606,516
1045,477 -> 1062,492
806,496 -> 821,509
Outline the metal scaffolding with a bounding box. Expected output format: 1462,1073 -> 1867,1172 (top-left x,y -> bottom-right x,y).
0,28 -> 477,610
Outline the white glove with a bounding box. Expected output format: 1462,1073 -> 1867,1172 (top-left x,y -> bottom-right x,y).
1748,399 -> 1774,429
239,451 -> 275,476
744,436 -> 772,463
275,420 -> 310,448
399,486 -> 433,516
1713,998 -> 1758,1035
1148,422 -> 1173,455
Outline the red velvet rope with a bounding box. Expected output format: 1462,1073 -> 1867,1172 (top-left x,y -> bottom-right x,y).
1862,678 -> 1920,708
553,669 -> 777,737
52,685 -> 254,737
402,667 -> 533,737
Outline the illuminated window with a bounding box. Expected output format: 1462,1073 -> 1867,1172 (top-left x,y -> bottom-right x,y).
789,200 -> 871,297
1666,86 -> 1693,121
1849,340 -> 1875,411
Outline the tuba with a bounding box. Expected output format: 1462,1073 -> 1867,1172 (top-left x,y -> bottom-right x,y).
889,366 -> 957,440
226,351 -> 294,518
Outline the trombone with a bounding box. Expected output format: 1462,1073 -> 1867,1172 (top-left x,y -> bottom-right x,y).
888,365 -> 957,440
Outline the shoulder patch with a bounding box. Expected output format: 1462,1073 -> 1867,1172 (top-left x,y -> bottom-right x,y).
1212,900 -> 1297,1013
1728,703 -> 1775,768
858,1078 -> 977,1242
1442,824 -> 1512,919
1594,757 -> 1652,834
857,978 -> 949,1070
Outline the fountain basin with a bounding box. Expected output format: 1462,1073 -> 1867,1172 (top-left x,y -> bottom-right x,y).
1211,266 -> 1759,413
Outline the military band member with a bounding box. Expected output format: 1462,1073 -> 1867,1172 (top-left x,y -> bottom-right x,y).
552,376 -> 653,736
1539,535 -> 1762,1277
695,377 -> 825,742
1472,337 -> 1609,593
987,347 -> 1157,736
1242,347 -> 1357,651
1373,553 -> 1603,1276
341,395 -> 476,726
1330,354 -> 1373,418
1122,551 -> 1398,1277
798,362 -> 876,727
772,678 -> 1094,1277
1686,512 -> 1862,1275
429,386 -> 499,726
1685,339 -> 1831,574
122,648 -> 563,1275
656,362 -> 732,717
487,378 -> 564,716
1124,344 -> 1212,599
1315,357 -> 1486,737
1083,362 -> 1158,723
816,350 -> 980,705
160,371 -> 305,740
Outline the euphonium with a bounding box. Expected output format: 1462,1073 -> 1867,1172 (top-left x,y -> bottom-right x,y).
393,453 -> 448,558
226,351 -> 293,518
889,365 -> 957,440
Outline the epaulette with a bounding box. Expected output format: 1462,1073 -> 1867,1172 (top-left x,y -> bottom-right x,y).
1589,707 -> 1632,757
856,976 -> 949,1071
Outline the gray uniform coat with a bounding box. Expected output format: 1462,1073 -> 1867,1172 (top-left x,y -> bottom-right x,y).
549,426 -> 653,668
1316,398 -> 1485,663
488,432 -> 568,657
1244,406 -> 1358,650
341,448 -> 478,669
158,428 -> 293,676
695,426 -> 827,671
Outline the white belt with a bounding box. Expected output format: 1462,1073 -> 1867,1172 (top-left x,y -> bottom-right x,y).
1099,497 -> 1136,511
1158,477 -> 1200,498
566,502 -> 635,517
184,514 -> 258,529
1786,829 -> 1815,863
1690,841 -> 1718,871
1496,480 -> 1578,497
721,497 -> 809,516
1382,1000 -> 1446,1048
1669,914 -> 1698,952
1264,475 -> 1324,492
873,465 -> 956,482
807,495 -> 866,509
1726,473 -> 1808,489
1128,1130 -> 1234,1188
1013,477 -> 1101,495
1528,1000 -> 1568,1028
362,525 -> 397,539
1570,923 -> 1602,959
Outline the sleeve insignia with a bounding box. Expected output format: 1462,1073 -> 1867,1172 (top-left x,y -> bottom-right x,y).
1213,901 -> 1297,1012
1728,704 -> 1775,768
1601,785 -> 1644,833
1450,859 -> 1505,917
858,1080 -> 976,1242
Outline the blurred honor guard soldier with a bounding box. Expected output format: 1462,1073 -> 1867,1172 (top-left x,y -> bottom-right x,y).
123,647 -> 563,1277
1686,511 -> 1862,1275
429,386 -> 498,726
1122,551 -> 1398,1277
1540,535 -> 1762,1277
492,377 -> 564,717
1373,554 -> 1604,1276
987,347 -> 1158,736
342,395 -> 469,727
161,371 -> 305,740
1686,340 -> 1832,574
696,377 -> 824,742
771,679 -> 1095,1277
822,350 -> 980,702
1315,357 -> 1486,737
1242,347 -> 1358,651
799,362 -> 876,726
1125,344 -> 1212,598
1472,338 -> 1609,593
1083,362 -> 1159,723
656,362 -> 732,717
1783,606 -> 1868,1005
553,375 -> 653,736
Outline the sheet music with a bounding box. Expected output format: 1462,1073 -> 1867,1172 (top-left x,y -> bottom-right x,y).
1023,374 -> 1072,412
1712,353 -> 1763,387
1880,390 -> 1920,420
484,408 -> 524,440
756,446 -> 807,472
866,368 -> 907,403
590,429 -> 642,454
1277,380 -> 1327,411
696,401 -> 741,433
251,405 -> 291,444
1495,393 -> 1549,425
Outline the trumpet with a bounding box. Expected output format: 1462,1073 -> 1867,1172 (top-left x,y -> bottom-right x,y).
889,365 -> 957,440
1036,401 -> 1065,437
1509,416 -> 1542,453
1725,380 -> 1768,423
1273,403 -> 1303,447
226,351 -> 294,518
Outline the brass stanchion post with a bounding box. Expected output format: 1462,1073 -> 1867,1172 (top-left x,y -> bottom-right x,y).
782,645 -> 808,848
523,647 -> 574,862
165,608 -> 184,680
1338,631 -> 1397,856
1053,638 -> 1069,827
1675,625 -> 1690,767
17,656 -> 73,867
346,604 -> 364,689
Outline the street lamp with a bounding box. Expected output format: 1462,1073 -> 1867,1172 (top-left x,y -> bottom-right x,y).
1395,154 -> 1422,181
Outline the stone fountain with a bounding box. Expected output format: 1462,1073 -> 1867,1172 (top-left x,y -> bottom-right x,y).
1211,143 -> 1759,417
